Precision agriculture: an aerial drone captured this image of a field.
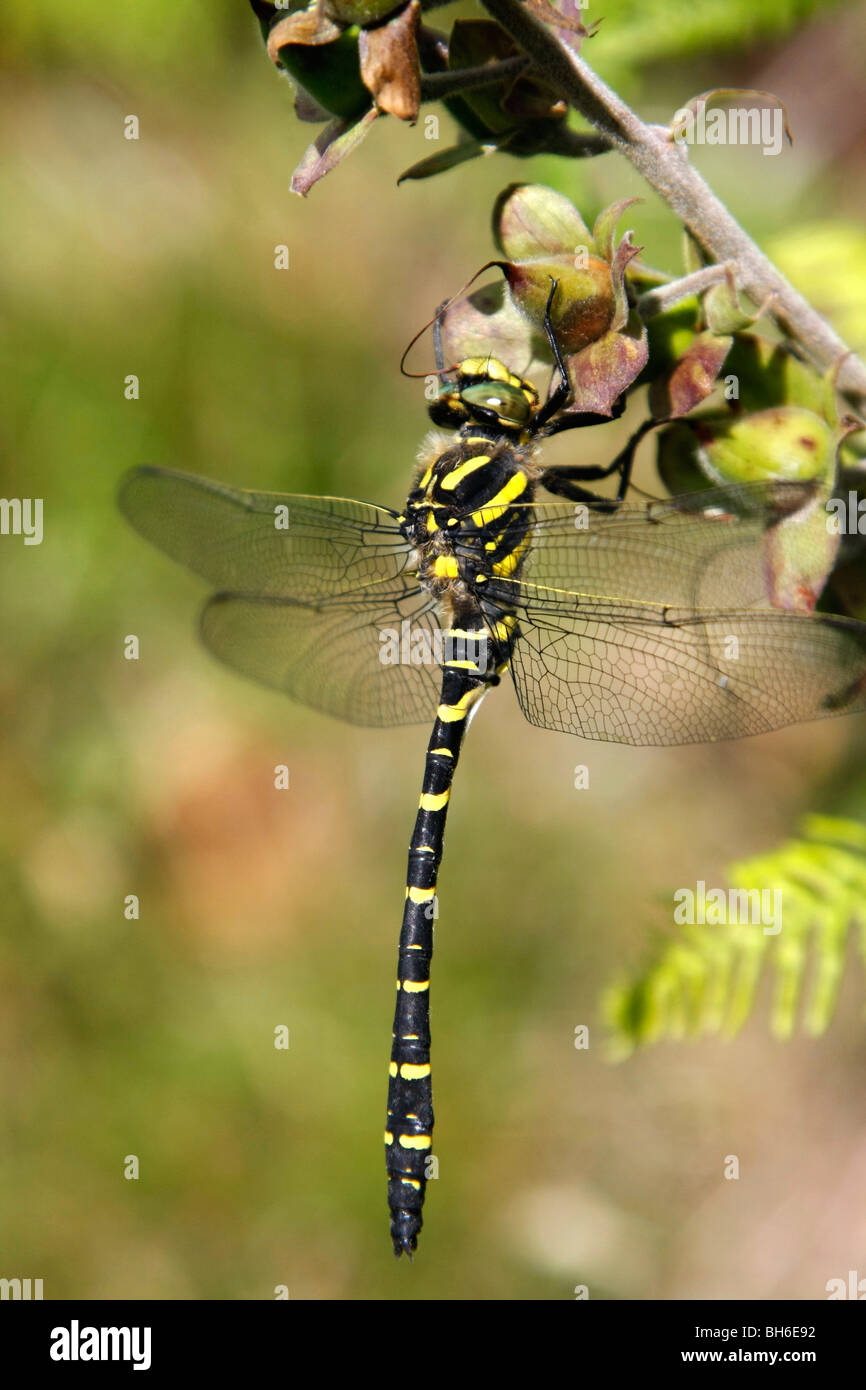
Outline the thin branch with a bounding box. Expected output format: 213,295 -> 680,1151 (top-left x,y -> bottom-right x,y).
637,264 -> 732,319
479,0 -> 866,406
536,126 -> 612,158
420,56 -> 529,102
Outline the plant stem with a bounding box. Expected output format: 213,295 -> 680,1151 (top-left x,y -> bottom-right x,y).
420,56 -> 529,101
637,265 -> 732,319
479,0 -> 866,407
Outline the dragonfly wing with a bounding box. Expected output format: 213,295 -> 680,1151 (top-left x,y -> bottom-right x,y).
506,593 -> 866,745
118,465 -> 412,602
120,465 -> 440,725
517,480 -> 830,613
200,589 -> 442,727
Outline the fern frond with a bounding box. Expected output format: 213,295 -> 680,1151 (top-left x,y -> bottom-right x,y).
603,816 -> 866,1057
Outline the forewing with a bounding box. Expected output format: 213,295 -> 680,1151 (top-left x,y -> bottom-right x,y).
119,465 -> 440,725
118,464 -> 411,602
475,481 -> 866,745
515,480 -> 827,613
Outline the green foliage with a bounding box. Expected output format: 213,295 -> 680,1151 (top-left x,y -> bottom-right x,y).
590,0 -> 846,72
604,816 -> 866,1056
768,223 -> 866,356
0,0 -> 843,83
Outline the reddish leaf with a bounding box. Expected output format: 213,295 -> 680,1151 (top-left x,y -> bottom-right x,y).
592,197 -> 642,263
398,139 -> 489,183
565,321 -> 648,416
649,331 -> 732,419
609,230 -> 642,332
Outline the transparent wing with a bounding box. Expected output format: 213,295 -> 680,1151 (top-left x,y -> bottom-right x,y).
119,465 -> 440,726
118,464 -> 412,602
201,591 -> 442,728
472,482 -> 866,745
505,602 -> 866,744
515,480 -> 827,612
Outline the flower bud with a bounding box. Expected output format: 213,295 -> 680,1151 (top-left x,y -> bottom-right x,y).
695,407 -> 835,486
503,255 -> 615,354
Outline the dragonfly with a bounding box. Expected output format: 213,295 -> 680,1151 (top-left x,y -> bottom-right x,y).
119,288 -> 866,1257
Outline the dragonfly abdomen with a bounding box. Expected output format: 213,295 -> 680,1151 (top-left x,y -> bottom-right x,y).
387,434 -> 537,1255
386,663 -> 488,1256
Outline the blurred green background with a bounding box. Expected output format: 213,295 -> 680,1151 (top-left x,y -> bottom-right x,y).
2,0 -> 866,1300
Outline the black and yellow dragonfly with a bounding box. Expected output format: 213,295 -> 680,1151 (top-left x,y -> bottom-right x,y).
119,301 -> 866,1257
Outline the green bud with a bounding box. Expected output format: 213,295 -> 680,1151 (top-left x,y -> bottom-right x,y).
763,494 -> 839,612
656,421 -> 713,496
643,302 -> 700,377
696,407 -> 835,486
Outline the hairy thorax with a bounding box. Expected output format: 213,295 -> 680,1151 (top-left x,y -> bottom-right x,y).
401,430 -> 540,641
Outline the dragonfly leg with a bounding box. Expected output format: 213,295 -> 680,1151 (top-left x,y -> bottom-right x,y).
531,280 -> 572,433
538,392 -> 628,438
540,417 -> 662,511
530,281 -> 631,435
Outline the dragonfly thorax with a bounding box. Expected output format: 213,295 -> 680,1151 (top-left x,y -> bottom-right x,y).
403,435 -> 537,636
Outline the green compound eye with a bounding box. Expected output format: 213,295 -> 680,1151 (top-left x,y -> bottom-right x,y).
460,381 -> 532,425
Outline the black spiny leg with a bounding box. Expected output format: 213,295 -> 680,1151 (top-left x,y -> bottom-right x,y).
530,278 -> 572,434
541,417 -> 663,513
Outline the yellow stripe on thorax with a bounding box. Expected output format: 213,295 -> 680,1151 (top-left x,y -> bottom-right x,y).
439,454 -> 491,490
470,470 -> 527,527
492,615 -> 518,643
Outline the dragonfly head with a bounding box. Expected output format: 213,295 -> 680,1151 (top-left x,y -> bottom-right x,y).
428,357 -> 539,435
